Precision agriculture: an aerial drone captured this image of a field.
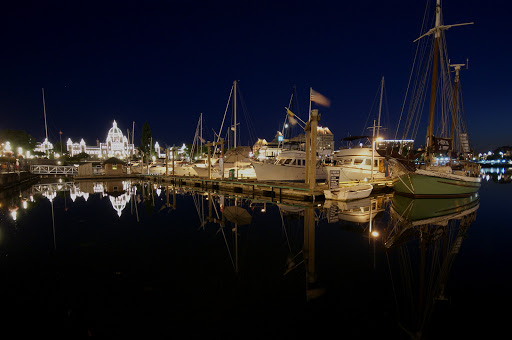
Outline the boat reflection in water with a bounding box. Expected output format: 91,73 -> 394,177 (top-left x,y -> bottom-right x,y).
384,193 -> 480,338
0,178 -> 483,337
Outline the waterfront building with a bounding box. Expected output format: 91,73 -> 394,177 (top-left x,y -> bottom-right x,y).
34,138 -> 54,155
67,120 -> 135,159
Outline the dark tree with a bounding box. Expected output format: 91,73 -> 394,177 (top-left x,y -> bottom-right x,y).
0,129 -> 36,150
140,121 -> 152,156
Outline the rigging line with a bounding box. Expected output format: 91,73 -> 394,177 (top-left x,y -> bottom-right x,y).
238,87 -> 258,147
360,81 -> 382,136
219,227 -> 235,269
280,208 -> 292,253
214,85 -> 234,154
394,0 -> 431,140
385,251 -> 401,314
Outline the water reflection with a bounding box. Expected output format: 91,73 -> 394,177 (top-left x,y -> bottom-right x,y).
480,167 -> 512,183
384,194 -> 480,338
0,178 -> 482,337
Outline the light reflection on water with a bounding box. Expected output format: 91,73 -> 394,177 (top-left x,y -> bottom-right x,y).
0,173 -> 507,338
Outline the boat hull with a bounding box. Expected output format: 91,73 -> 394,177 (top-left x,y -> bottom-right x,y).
324,165 -> 388,181
393,171 -> 481,198
252,162 -> 326,182
324,184 -> 373,201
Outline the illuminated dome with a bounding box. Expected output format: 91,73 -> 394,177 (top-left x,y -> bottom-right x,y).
107,120 -> 124,143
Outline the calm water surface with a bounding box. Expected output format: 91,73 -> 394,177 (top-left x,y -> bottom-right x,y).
0,170 -> 510,338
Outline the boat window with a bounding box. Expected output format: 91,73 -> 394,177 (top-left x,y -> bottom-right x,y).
284,159 -> 292,165
290,160 -> 296,165
374,160 -> 379,167
365,159 -> 372,165
278,159 -> 287,165
354,159 -> 363,165
343,159 -> 352,164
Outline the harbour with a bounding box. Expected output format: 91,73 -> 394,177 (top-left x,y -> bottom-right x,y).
0,169 -> 508,338
1,0 -> 511,338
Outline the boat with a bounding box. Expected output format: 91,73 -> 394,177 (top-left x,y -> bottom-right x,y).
252,89 -> 331,183
323,78 -> 391,182
251,150 -> 326,182
389,0 -> 480,198
193,81 -> 257,179
326,144 -> 389,181
323,183 -> 373,201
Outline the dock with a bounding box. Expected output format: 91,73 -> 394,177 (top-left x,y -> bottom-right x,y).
139,174 -> 395,203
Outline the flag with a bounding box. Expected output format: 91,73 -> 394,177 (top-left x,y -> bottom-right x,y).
285,107 -> 298,125
285,107 -> 295,117
310,88 -> 331,107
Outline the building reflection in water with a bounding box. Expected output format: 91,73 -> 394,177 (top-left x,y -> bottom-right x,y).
0,178 -> 482,337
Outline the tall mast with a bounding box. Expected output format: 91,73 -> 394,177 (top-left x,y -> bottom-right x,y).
200,112 -> 203,152
42,88 -> 48,141
309,87 -> 312,118
233,80 -> 237,148
377,76 -> 384,138
450,63 -> 464,152
426,0 -> 442,159
413,0 -> 473,160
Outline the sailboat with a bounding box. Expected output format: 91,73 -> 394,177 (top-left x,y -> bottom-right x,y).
389,0 -> 481,198
193,80 -> 256,179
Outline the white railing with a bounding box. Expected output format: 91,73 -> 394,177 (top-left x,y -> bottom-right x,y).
30,165 -> 78,175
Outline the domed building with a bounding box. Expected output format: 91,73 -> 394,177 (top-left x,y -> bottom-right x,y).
67,120 -> 135,159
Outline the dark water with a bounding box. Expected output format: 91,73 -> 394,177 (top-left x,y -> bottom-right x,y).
0,170 -> 510,338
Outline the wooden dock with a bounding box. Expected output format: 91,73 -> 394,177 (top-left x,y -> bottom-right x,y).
141,174 -> 395,203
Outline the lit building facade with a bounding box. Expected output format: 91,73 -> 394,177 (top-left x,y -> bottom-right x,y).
67,120 -> 135,159
34,138 -> 54,154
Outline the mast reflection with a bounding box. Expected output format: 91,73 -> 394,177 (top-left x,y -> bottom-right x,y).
385,193 -> 480,338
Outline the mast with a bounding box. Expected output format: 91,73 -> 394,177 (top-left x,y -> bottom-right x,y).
377,76 -> 384,138
450,63 -> 465,153
42,88 -> 48,142
131,121 -> 135,159
426,0 -> 442,161
200,112 -> 203,153
233,80 -> 237,148
413,0 -> 473,161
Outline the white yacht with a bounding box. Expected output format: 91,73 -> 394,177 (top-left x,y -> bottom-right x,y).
324,146 -> 389,182
251,150 -> 326,182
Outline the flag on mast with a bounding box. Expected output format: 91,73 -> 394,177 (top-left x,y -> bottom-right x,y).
310,88 -> 331,107
285,107 -> 298,125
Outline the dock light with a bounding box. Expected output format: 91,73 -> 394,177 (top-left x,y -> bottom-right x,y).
17,147 -> 23,155
371,231 -> 379,238
261,208 -> 265,213
11,210 -> 17,221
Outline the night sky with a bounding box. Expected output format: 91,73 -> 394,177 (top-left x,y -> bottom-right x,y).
1,0 -> 510,152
